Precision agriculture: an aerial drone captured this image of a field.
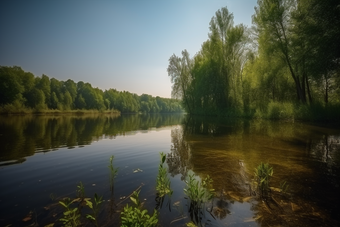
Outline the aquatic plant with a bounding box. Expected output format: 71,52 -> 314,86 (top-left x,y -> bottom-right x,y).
186,222 -> 198,227
253,163 -> 273,198
86,193 -> 103,227
120,189 -> 158,227
59,197 -> 81,227
49,193 -> 55,201
184,173 -> 214,207
156,152 -> 173,197
76,181 -> 85,201
184,172 -> 215,225
108,155 -> 119,189
279,180 -> 289,194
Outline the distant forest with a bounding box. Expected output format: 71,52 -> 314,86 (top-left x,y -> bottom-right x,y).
167,0 -> 340,120
0,66 -> 183,114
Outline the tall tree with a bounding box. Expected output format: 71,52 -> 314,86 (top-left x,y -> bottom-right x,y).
253,0 -> 307,103
35,74 -> 51,106
0,66 -> 24,105
167,49 -> 193,112
291,0 -> 340,104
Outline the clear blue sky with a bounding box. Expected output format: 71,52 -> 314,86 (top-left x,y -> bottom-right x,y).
0,0 -> 257,98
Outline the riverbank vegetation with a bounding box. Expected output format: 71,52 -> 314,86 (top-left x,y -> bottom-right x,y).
168,0 -> 340,121
0,66 -> 183,115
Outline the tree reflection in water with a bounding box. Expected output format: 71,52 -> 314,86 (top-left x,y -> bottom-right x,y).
167,115 -> 340,226
167,127 -> 192,180
0,114 -> 185,165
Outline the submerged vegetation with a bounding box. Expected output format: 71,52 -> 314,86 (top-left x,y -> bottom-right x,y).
167,0 -> 340,121
54,156 -> 160,226
184,173 -> 215,226
52,155 -> 305,226
52,154 -> 216,226
184,173 -> 214,208
253,163 -> 273,198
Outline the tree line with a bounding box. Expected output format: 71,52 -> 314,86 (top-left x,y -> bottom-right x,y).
0,66 -> 183,113
168,0 -> 340,120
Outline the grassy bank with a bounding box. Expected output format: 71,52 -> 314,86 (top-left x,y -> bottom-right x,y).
188,101 -> 340,123
251,101 -> 340,123
0,103 -> 120,115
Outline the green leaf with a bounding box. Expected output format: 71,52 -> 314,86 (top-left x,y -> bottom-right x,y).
86,200 -> 93,209
86,214 -> 95,221
130,196 -> 137,205
59,201 -> 67,208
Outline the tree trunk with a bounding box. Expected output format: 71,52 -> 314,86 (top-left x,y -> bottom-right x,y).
284,49 -> 307,103
324,77 -> 329,104
306,74 -> 312,104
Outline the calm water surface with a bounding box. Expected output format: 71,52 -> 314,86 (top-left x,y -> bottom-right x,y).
0,114 -> 339,226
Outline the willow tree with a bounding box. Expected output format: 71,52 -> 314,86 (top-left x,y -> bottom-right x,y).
168,6 -> 248,115
167,49 -> 193,113
253,0 -> 308,103
208,7 -> 234,109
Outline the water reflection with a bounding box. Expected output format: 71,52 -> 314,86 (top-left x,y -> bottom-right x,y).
0,114 -> 184,165
169,116 -> 340,226
1,114 -> 339,226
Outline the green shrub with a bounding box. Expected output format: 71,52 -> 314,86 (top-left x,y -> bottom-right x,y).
0,100 -> 32,114
267,101 -> 294,120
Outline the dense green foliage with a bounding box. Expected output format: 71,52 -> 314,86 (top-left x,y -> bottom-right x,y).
0,66 -> 183,114
168,1 -> 340,120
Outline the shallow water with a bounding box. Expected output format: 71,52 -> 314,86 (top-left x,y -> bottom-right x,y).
0,114 -> 339,226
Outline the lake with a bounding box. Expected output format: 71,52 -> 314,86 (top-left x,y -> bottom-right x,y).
0,114 -> 339,226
